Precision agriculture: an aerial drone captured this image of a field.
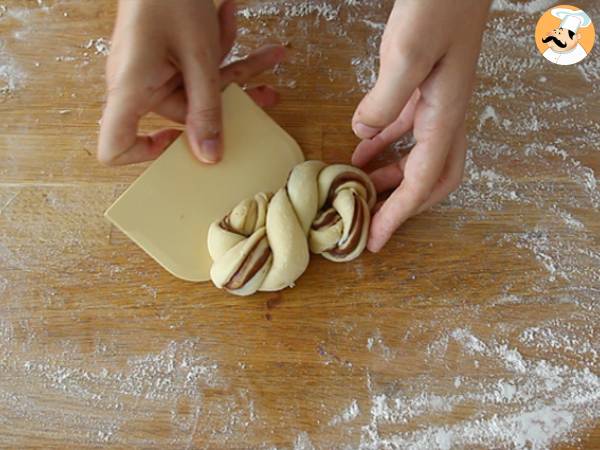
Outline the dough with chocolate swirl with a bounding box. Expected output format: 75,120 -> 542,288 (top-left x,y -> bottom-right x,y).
208,161 -> 376,296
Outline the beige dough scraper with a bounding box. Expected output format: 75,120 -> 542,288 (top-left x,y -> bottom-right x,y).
105,83 -> 305,282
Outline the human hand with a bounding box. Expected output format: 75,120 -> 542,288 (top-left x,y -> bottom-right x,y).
98,0 -> 285,165
351,0 -> 491,252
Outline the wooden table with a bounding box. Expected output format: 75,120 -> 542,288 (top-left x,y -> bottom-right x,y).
1,0 -> 599,448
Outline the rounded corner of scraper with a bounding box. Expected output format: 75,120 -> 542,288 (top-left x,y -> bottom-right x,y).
157,262 -> 210,283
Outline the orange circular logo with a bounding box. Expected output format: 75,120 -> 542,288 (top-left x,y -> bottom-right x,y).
535,5 -> 595,65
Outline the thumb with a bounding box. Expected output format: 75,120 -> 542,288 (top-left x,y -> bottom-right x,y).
182,45 -> 223,164
352,4 -> 433,140
352,53 -> 430,140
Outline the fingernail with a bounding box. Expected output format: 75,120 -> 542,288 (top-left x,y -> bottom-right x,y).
354,122 -> 381,139
199,139 -> 220,163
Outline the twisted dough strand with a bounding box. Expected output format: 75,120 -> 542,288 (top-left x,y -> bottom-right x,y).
208,161 -> 376,296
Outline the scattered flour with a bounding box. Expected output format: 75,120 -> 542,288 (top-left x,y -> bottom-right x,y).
351,55 -> 378,93
329,399 -> 360,426
520,323 -> 598,363
0,42 -> 26,96
1,0 -> 599,448
551,206 -> 585,231
477,105 -> 500,131
577,54 -> 600,85
0,337 -> 225,445
293,431 -> 317,450
238,2 -> 340,21
366,329 -> 394,360
500,228 -> 600,284
358,328 -> 599,449
84,37 -> 111,56
491,0 -> 557,13
235,0 -> 384,93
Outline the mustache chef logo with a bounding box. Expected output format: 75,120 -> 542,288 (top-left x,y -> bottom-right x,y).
535,6 -> 595,66
542,34 -> 568,48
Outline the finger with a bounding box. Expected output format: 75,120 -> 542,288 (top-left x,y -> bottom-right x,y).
153,45 -> 285,124
367,49 -> 473,252
368,154 -> 409,193
179,16 -> 223,164
218,0 -> 237,60
417,128 -> 467,213
367,168 -> 441,254
351,54 -> 430,140
367,133 -> 450,253
102,128 -> 181,166
221,44 -> 286,86
153,83 -> 280,124
351,5 -> 435,139
244,85 -> 279,108
351,89 -> 419,168
410,49 -> 474,214
152,89 -> 187,124
367,55 -> 472,252
98,73 -> 181,165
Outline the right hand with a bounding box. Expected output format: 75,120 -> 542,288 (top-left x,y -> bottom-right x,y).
350,0 -> 490,252
98,0 -> 285,166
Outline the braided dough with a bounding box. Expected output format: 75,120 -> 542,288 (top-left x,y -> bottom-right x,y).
207,161 -> 376,296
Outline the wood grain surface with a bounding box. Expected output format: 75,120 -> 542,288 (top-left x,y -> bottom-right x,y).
1,0 -> 599,449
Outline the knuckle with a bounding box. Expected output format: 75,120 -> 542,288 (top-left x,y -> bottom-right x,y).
190,46 -> 212,64
105,77 -> 148,104
105,65 -> 151,102
406,185 -> 431,212
187,46 -> 220,73
187,106 -> 221,127
380,36 -> 431,73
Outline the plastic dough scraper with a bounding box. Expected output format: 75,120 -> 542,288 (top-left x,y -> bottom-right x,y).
105,83 -> 305,282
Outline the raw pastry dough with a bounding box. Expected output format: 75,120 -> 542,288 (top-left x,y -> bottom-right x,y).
208,161 -> 376,296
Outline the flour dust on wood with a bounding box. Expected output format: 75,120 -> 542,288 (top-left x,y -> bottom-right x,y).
0,0 -> 599,448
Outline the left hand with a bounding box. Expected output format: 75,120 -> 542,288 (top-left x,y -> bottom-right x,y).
98,0 -> 284,166
351,0 -> 492,252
